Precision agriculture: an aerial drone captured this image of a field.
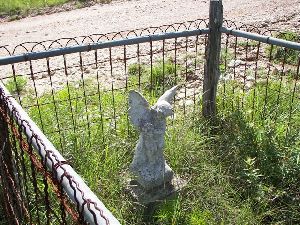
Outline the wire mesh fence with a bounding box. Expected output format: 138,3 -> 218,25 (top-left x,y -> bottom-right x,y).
220,21 -> 300,142
0,17 -> 299,224
0,83 -> 120,224
0,99 -> 80,225
0,19 -> 210,153
0,19 -> 209,225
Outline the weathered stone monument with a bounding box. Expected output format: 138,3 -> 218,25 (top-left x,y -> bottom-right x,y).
127,86 -> 186,204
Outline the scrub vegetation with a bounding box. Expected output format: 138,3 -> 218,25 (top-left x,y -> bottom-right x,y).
7,57 -> 298,224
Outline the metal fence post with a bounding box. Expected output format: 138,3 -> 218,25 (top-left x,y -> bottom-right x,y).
203,0 -> 223,117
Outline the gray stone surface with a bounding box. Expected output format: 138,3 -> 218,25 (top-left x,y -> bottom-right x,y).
127,176 -> 187,205
128,86 -> 177,190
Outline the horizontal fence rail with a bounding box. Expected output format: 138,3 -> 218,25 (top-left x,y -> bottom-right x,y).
1,27 -> 299,66
0,83 -> 120,225
221,27 -> 300,51
0,29 -> 209,66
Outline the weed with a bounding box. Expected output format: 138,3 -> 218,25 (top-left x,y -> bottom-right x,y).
152,59 -> 178,88
5,75 -> 28,94
128,59 -> 182,97
267,31 -> 300,65
219,48 -> 234,73
128,63 -> 146,77
237,40 -> 259,48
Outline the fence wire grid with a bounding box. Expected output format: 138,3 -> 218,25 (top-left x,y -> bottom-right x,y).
0,18 -> 300,224
0,84 -> 120,225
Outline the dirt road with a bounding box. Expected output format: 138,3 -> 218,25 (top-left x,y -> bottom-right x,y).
0,0 -> 299,49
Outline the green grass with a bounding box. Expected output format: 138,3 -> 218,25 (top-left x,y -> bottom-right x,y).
0,0 -> 112,18
128,58 -> 183,98
267,31 -> 300,65
22,85 -> 259,224
237,40 -> 259,48
217,79 -> 300,223
2,58 -> 300,224
5,75 -> 27,94
0,0 -> 71,16
219,48 -> 234,73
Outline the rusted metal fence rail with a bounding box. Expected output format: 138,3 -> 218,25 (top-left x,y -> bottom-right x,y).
221,27 -> 300,50
0,83 -> 120,224
0,29 -> 209,66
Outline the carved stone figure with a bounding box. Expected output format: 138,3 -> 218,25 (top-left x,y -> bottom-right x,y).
128,86 -> 177,190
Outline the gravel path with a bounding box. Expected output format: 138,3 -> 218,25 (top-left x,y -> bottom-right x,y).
0,0 -> 299,49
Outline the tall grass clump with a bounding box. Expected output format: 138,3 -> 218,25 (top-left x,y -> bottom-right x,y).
267,31 -> 300,65
215,79 -> 300,224
128,58 -> 182,98
5,75 -> 27,94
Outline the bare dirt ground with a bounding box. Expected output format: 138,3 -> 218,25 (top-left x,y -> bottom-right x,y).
0,0 -> 299,49
0,0 -> 299,98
